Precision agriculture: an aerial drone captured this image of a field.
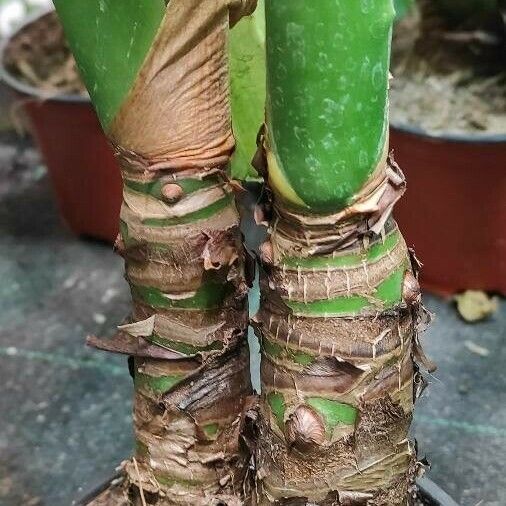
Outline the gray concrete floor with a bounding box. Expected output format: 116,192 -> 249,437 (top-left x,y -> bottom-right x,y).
0,134 -> 504,506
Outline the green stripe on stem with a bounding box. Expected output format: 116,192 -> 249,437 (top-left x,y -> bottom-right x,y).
149,334 -> 223,356
375,264 -> 405,305
155,474 -> 204,488
53,0 -> 166,130
202,423 -> 220,438
262,336 -> 283,357
265,0 -> 394,212
282,230 -> 400,269
287,294 -> 369,316
131,281 -> 233,310
135,440 -> 149,458
134,372 -> 185,395
119,221 -> 176,251
291,350 -> 315,365
119,220 -> 129,242
305,397 -> 357,430
285,266 -> 406,316
124,176 -> 221,200
142,194 -> 234,227
267,391 -> 286,429
262,336 -> 315,365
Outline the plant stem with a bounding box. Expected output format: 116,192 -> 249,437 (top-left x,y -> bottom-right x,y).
54,1 -> 256,504
254,1 -> 426,504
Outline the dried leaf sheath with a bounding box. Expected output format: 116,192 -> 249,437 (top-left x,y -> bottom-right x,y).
112,171 -> 253,505
253,210 -> 421,504
54,1 -> 257,504
253,1 -> 429,504
110,0 -> 257,171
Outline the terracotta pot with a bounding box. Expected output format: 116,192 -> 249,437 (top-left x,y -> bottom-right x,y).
391,124 -> 506,295
0,11 -> 122,243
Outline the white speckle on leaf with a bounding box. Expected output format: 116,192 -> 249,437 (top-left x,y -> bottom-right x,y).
321,133 -> 338,151
372,62 -> 384,90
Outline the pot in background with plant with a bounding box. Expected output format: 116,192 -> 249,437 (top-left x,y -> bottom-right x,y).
0,5 -> 266,244
0,8 -> 122,243
390,0 -> 506,295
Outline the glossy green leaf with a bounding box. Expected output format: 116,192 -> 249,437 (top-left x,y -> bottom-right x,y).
229,0 -> 266,180
53,0 -> 166,130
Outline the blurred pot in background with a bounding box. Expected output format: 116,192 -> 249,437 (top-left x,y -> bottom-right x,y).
0,2 -> 266,244
390,0 -> 506,295
0,8 -> 121,243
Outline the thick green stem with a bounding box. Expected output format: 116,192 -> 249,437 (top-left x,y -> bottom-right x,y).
254,1 -> 426,504
265,0 -> 394,212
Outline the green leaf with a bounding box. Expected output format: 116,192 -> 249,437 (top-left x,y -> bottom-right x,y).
53,0 -> 166,130
305,397 -> 357,429
229,0 -> 266,180
134,372 -> 185,395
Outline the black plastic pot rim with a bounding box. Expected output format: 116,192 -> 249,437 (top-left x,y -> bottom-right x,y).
418,477 -> 460,506
75,474 -> 460,506
0,5 -> 88,105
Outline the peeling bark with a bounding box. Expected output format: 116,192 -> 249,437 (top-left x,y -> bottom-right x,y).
89,166 -> 253,505
110,0 -> 256,171
84,1 -> 257,504
253,139 -> 430,504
